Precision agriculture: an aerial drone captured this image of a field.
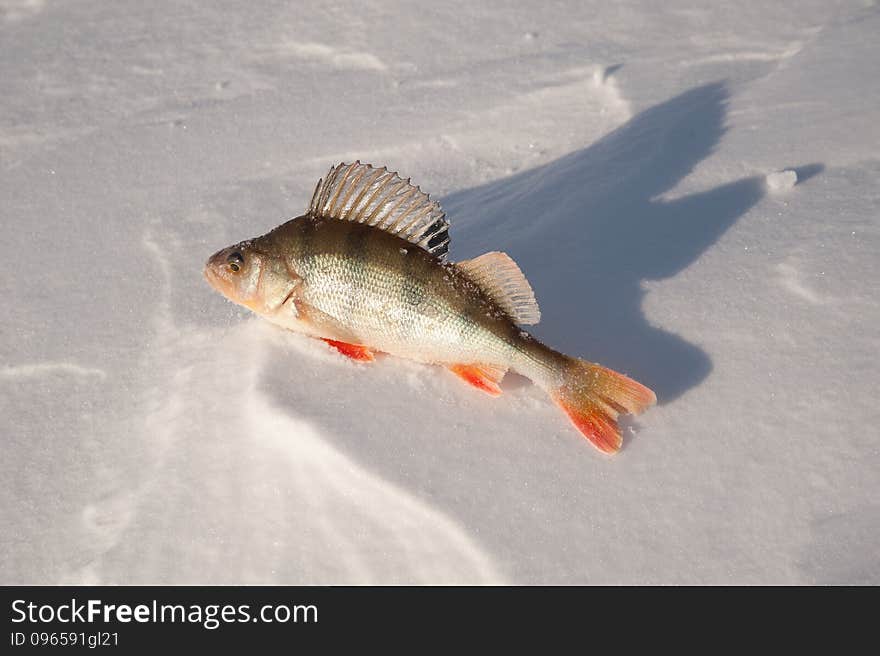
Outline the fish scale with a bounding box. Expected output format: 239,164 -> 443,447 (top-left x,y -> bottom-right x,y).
292,219 -> 512,365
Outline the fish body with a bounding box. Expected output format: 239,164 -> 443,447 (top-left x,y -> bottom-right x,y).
205,162 -> 655,453
248,217 -> 546,371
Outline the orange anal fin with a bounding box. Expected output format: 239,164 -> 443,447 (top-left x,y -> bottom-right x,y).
322,339 -> 375,362
448,364 -> 505,397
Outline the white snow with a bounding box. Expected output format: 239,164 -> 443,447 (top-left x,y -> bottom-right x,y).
2,1 -> 878,584
766,169 -> 798,192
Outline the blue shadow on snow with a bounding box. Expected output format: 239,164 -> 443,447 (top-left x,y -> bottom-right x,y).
442,82 -> 820,403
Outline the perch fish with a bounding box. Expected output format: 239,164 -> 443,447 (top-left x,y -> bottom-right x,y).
204,162 -> 655,453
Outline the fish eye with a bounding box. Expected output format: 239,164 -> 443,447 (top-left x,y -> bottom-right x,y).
227,251 -> 244,273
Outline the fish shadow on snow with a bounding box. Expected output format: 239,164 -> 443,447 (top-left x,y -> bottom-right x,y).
446,81 -> 768,402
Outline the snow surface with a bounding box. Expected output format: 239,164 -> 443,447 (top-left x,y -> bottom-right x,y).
2,1 -> 878,584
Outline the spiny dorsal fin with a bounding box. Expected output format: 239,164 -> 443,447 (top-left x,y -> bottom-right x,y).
308,161 -> 450,259
456,252 -> 541,325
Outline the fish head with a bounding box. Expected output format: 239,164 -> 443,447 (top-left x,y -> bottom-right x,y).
204,241 -> 266,312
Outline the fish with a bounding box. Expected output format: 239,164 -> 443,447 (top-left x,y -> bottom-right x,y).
204,162 -> 655,453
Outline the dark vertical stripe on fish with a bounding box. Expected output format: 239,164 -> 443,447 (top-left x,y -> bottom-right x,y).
455,274 -> 483,345
298,216 -> 316,279
396,245 -> 426,341
343,222 -> 369,322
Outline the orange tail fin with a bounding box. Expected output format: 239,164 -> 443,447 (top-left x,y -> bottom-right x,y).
551,360 -> 656,454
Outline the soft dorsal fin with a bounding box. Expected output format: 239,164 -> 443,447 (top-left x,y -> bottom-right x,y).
456,252 -> 541,325
308,161 -> 450,259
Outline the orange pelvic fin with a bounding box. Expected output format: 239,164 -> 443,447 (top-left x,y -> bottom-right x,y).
552,361 -> 656,454
322,339 -> 375,362
448,363 -> 507,396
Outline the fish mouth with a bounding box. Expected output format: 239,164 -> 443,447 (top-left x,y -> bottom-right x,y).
203,255 -> 232,298
203,260 -> 220,288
